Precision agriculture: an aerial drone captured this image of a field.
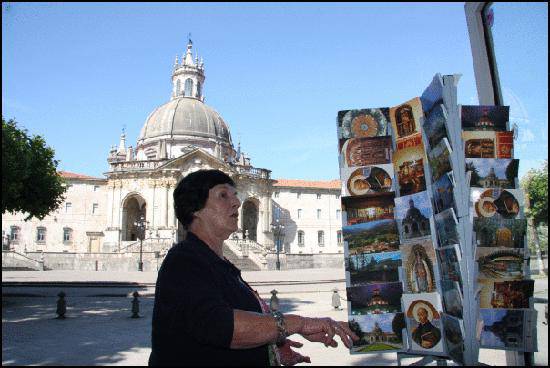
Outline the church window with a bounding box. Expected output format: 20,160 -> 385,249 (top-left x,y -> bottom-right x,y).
318,231 -> 325,246
297,192 -> 301,199
335,194 -> 340,199
337,230 -> 342,245
274,192 -> 279,198
297,209 -> 302,219
317,193 -> 322,199
317,209 -> 322,219
36,227 -> 46,243
93,185 -> 100,192
63,228 -> 73,243
176,79 -> 181,96
10,226 -> 20,242
298,231 -> 305,246
336,209 -> 341,219
92,203 -> 99,214
196,81 -> 201,97
65,202 -> 72,213
184,78 -> 193,97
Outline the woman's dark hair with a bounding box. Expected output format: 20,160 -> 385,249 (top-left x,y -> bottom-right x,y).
174,169 -> 235,229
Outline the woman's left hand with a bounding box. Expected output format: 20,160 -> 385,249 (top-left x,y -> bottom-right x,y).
277,339 -> 311,366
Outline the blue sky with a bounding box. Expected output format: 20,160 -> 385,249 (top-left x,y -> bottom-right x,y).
2,3 -> 547,180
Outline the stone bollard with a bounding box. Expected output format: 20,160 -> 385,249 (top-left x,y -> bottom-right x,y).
332,288 -> 342,310
56,291 -> 67,319
269,289 -> 279,312
131,291 -> 140,318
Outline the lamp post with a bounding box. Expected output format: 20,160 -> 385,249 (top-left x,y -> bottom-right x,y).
270,218 -> 285,271
134,214 -> 149,271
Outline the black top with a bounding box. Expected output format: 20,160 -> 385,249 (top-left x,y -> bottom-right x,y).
148,232 -> 270,366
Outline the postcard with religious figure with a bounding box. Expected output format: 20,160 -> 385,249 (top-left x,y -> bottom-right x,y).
475,247 -> 526,280
478,279 -> 534,309
434,208 -> 461,248
390,97 -> 423,141
471,188 -> 524,220
495,131 -> 514,158
432,172 -> 456,215
394,191 -> 433,243
346,251 -> 401,286
402,293 -> 446,355
441,280 -> 463,319
347,282 -> 403,315
428,137 -> 453,182
337,108 -> 390,150
420,73 -> 444,115
400,240 -> 438,294
342,192 -> 395,226
479,309 -> 537,351
392,139 -> 427,196
461,105 -> 509,131
473,217 -> 527,248
423,104 -> 449,150
442,313 -> 465,365
348,313 -> 405,353
340,136 -> 393,168
340,164 -> 394,197
343,219 -> 400,255
466,158 -> 519,189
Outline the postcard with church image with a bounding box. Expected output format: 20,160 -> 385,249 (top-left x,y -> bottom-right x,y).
461,105 -> 509,132
389,97 -> 423,142
348,312 -> 405,353
437,245 -> 463,290
431,172 -> 457,215
466,158 -> 519,189
394,191 -> 433,243
420,73 -> 444,115
473,217 -> 527,249
343,219 -> 400,256
423,104 -> 450,151
478,279 -> 534,309
475,247 -> 527,280
434,208 -> 461,248
479,309 -> 537,351
392,139 -> 427,197
471,188 -> 524,220
339,136 -> 393,169
341,192 -> 395,226
346,251 -> 401,287
347,282 -> 403,316
442,313 -> 465,365
441,280 -> 463,319
428,137 -> 453,182
340,164 -> 395,197
402,293 -> 446,355
463,130 -> 497,158
337,108 -> 391,150
399,240 -> 438,294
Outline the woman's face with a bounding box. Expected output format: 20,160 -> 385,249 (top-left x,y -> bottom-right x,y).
196,183 -> 241,236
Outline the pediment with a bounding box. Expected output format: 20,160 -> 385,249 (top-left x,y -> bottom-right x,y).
156,148 -> 234,174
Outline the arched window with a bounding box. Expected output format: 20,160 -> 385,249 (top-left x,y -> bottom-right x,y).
298,231 -> 305,246
184,78 -> 193,97
196,81 -> 201,97
318,230 -> 325,246
176,79 -> 181,96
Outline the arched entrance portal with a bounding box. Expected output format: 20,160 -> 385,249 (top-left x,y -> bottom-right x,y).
122,194 -> 146,241
242,199 -> 259,242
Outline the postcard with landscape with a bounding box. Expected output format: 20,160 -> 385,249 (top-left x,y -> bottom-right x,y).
347,282 -> 403,315
393,140 -> 427,197
432,172 -> 456,215
343,219 -> 400,255
471,188 -> 523,220
402,293 -> 445,355
428,137 -> 453,182
340,164 -> 394,197
434,208 -> 461,248
466,158 -> 519,189
340,136 -> 393,168
394,191 -> 433,242
420,74 -> 444,114
342,192 -> 395,226
461,105 -> 509,131
390,97 -> 423,142
479,309 -> 537,351
400,240 -> 438,294
441,280 -> 463,319
346,251 -> 401,286
476,247 -> 526,280
337,108 -> 390,151
478,279 -> 534,309
423,104 -> 449,150
349,313 -> 405,353
442,313 -> 465,365
473,217 -> 527,248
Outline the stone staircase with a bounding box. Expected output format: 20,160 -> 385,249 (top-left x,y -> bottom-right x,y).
2,251 -> 44,271
223,240 -> 267,271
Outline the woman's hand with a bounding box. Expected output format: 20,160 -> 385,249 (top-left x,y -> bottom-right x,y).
299,317 -> 358,349
277,339 -> 311,366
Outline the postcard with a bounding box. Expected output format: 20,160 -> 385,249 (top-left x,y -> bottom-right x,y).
396,133 -> 423,151
349,313 -> 405,353
400,240 -> 438,294
347,282 -> 403,315
337,108 -> 390,150
420,74 -> 444,115
479,309 -> 537,351
394,191 -> 433,242
390,97 -> 423,141
428,137 -> 453,182
476,247 -> 526,280
495,131 -> 514,158
434,208 -> 461,248
346,251 -> 401,286
423,104 -> 450,150
463,131 -> 497,158
402,293 -> 445,354
478,279 -> 534,309
471,188 -> 524,220
442,314 -> 465,365
342,192 -> 395,226
340,164 -> 394,196
466,158 -> 519,189
343,219 -> 400,255
473,218 -> 527,248
437,246 -> 463,289
432,172 -> 456,215
392,139 -> 427,196
441,280 -> 463,318
461,105 -> 509,131
340,136 -> 392,168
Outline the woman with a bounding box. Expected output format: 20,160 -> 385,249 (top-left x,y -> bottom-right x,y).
149,169 -> 357,366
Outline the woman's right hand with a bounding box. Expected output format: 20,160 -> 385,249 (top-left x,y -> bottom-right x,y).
298,317 -> 358,349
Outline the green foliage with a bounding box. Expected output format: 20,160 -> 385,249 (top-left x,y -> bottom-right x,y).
521,160 -> 548,226
2,117 -> 67,220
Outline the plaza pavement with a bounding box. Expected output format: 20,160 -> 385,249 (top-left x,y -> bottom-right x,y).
2,268 -> 548,366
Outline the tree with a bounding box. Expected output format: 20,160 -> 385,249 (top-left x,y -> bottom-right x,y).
2,117 -> 67,220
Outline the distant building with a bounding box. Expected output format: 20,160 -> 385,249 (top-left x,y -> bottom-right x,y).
401,199 -> 430,240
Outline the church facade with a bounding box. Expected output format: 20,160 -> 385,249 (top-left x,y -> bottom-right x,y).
2,41 -> 343,270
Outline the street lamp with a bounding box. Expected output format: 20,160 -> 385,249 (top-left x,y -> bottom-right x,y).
134,214 -> 149,271
270,218 -> 285,270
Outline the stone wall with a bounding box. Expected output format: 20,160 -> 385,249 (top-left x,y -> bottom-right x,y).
265,252 -> 344,270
